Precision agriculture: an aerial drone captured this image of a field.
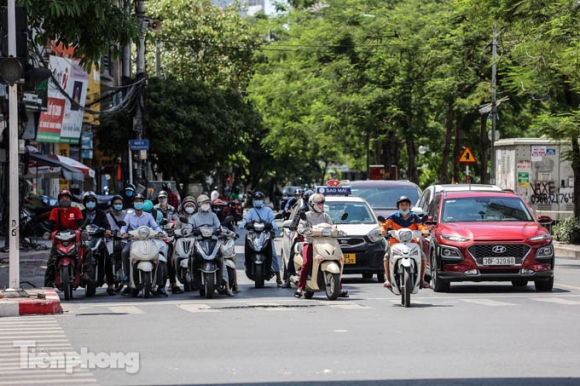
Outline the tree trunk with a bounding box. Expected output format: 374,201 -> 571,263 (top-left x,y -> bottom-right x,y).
452,115 -> 461,183
439,108 -> 453,183
480,115 -> 489,184
406,135 -> 419,184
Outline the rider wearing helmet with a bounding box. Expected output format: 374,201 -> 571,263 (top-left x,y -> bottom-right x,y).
44,189 -> 86,288
380,195 -> 429,289
238,191 -> 283,287
176,196 -> 196,229
283,188 -> 303,219
154,190 -> 177,222
212,199 -> 233,231
187,194 -> 234,296
82,191 -> 116,295
122,183 -> 137,209
107,195 -> 126,232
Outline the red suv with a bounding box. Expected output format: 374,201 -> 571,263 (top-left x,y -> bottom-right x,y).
421,190 -> 554,292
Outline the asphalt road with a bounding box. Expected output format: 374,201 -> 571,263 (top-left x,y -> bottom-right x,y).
2,232 -> 580,385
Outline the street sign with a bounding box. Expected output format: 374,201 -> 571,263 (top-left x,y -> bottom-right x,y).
129,139 -> 149,151
458,146 -> 476,164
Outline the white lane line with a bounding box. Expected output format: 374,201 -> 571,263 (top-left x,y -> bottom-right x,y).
177,304 -> 221,313
328,303 -> 371,309
530,297 -> 580,305
0,378 -> 97,385
107,306 -> 144,314
461,299 -> 517,306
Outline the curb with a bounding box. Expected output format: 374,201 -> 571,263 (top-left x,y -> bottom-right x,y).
554,243 -> 580,260
0,289 -> 62,317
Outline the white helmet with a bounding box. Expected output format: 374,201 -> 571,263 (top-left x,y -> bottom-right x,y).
197,194 -> 211,212
309,193 -> 325,213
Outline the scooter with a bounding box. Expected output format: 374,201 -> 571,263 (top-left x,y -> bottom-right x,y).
218,227 -> 238,292
84,224 -> 107,297
191,224 -> 224,299
128,226 -> 162,299
173,227 -> 196,292
106,230 -> 127,293
244,221 -> 275,288
291,220 -> 345,300
386,228 -> 423,308
51,229 -> 88,301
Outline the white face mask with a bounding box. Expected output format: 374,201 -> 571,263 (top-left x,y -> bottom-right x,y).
159,198 -> 167,205
200,203 -> 211,212
185,207 -> 195,214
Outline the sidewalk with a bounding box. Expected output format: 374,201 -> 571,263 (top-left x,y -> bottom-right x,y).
553,241 -> 580,260
0,237 -> 62,317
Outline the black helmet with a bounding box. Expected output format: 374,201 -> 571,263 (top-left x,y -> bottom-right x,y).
396,196 -> 412,207
125,183 -> 136,192
111,195 -> 124,205
82,191 -> 97,203
302,189 -> 314,201
253,191 -> 265,200
133,193 -> 145,201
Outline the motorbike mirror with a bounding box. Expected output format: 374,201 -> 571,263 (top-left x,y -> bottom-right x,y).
160,219 -> 168,226
42,231 -> 51,240
222,215 -> 234,224
377,216 -> 386,223
299,212 -> 307,221
179,216 -> 189,224
117,220 -> 126,227
341,212 -> 349,221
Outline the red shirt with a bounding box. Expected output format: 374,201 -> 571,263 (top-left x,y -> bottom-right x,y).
167,191 -> 179,209
49,207 -> 83,231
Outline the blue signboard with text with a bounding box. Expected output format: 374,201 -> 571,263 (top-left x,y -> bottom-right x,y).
129,139 -> 149,150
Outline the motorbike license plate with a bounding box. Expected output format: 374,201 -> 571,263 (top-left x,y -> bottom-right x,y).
482,257 -> 516,265
344,254 -> 356,264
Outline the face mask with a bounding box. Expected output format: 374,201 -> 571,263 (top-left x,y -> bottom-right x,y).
312,203 -> 324,213
200,203 -> 211,212
134,202 -> 144,211
399,209 -> 411,215
59,200 -> 71,208
159,198 -> 167,205
125,191 -> 133,197
185,207 -> 195,214
86,202 -> 96,210
113,204 -> 123,211
253,200 -> 264,208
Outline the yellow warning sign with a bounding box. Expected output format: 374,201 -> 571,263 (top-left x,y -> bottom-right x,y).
458,146 -> 477,164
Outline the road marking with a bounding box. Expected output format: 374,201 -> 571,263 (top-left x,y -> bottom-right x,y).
530,298 -> 580,305
461,299 -> 516,306
0,379 -> 97,385
328,303 -> 370,310
108,306 -> 144,314
555,283 -> 580,291
177,304 -> 221,313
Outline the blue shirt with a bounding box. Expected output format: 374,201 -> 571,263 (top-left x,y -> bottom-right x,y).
120,211 -> 163,235
239,206 -> 278,231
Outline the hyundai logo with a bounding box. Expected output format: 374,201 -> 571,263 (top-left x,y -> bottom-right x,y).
492,245 -> 507,254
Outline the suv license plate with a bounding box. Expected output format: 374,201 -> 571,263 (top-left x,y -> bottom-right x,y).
482,257 -> 516,265
344,254 -> 356,264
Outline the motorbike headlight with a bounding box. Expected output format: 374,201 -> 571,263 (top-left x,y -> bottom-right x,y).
200,226 -> 214,238
528,233 -> 551,242
368,228 -> 382,243
138,227 -> 150,239
321,228 -> 332,237
441,234 -> 470,242
254,223 -> 265,232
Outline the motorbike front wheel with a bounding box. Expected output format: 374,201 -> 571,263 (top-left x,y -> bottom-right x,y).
204,272 -> 214,299
142,271 -> 152,299
254,264 -> 264,289
61,266 -> 72,301
325,272 -> 340,301
85,280 -> 96,298
402,266 -> 412,308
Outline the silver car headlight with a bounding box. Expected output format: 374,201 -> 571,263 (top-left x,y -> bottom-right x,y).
439,245 -> 463,260
368,228 -> 382,243
536,244 -> 554,259
528,233 -> 552,242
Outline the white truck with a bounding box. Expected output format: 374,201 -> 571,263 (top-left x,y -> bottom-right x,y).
494,137 -> 574,221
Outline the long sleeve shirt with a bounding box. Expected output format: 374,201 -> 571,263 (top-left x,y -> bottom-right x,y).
187,211 -> 221,230
238,206 -> 279,231
297,210 -> 333,244
120,211 -> 162,235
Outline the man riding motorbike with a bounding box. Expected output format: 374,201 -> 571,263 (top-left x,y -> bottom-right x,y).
238,191 -> 283,287
122,183 -> 137,210
187,195 -> 234,296
81,191 -> 115,295
380,196 -> 430,289
155,190 -> 177,221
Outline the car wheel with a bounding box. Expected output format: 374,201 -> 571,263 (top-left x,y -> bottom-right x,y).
535,277 -> 554,292
431,253 -> 450,293
376,271 -> 385,283
511,280 -> 528,287
362,273 -> 373,280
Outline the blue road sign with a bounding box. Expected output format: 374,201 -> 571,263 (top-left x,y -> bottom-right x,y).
129,139 -> 149,150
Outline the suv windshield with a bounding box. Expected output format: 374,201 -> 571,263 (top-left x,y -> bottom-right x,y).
350,187 -> 420,210
282,186 -> 299,196
325,201 -> 376,224
442,197 -> 533,222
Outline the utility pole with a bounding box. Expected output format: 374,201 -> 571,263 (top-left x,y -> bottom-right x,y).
123,0 -> 132,186
490,25 -> 497,184
132,0 -> 147,187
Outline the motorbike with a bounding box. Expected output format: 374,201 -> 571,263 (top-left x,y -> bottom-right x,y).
106,229 -> 127,292
84,224 -> 107,297
218,227 -> 238,291
128,226 -> 162,298
229,199 -> 243,224
290,220 -> 345,300
191,223 -> 225,299
174,227 -> 197,292
385,228 -> 423,308
244,220 -> 275,288
50,229 -> 88,301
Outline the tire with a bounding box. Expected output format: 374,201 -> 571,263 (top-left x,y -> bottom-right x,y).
227,266 -> 236,288
377,271 -> 385,284
511,280 -> 528,287
254,264 -> 264,288
431,254 -> 450,293
204,272 -> 214,299
326,272 -> 341,300
304,291 -> 314,299
403,266 -> 412,308
85,280 -> 96,298
62,266 -> 71,301
535,277 -> 554,292
184,281 -> 192,292
131,288 -> 139,297
362,272 -> 373,279
142,271 -> 152,299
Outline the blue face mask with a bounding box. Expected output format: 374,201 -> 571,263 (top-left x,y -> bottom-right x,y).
399,209 -> 411,215
113,204 -> 123,211
134,202 -> 144,210
253,200 -> 264,208
125,190 -> 133,197
86,202 -> 96,210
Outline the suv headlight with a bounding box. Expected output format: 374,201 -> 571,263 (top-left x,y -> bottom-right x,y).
441,234 -> 470,242
368,228 -> 382,243
439,245 -> 463,260
528,233 -> 552,242
536,244 -> 554,259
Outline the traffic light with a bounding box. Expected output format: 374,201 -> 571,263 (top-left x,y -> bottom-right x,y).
0,6 -> 28,59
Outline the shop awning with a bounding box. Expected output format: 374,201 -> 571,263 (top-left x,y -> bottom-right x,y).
27,153 -> 85,181
47,154 -> 95,178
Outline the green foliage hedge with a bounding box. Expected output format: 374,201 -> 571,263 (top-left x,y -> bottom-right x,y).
553,217 -> 580,244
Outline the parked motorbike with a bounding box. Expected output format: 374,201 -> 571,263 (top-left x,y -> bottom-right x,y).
385,228 -> 423,308
244,220 -> 275,288
50,229 -> 88,301
290,220 -> 345,300
128,226 -> 162,298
